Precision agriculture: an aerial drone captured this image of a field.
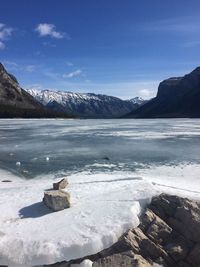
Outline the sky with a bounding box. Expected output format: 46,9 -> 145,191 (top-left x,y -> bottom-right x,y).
1,0 -> 200,99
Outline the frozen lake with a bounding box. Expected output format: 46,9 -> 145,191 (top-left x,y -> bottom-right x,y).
0,118 -> 200,267
0,118 -> 200,179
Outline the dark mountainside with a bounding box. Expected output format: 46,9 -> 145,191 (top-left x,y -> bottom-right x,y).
125,67 -> 200,118
0,63 -> 72,118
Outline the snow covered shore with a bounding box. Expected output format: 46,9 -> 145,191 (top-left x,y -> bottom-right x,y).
0,170 -> 154,267
0,163 -> 200,267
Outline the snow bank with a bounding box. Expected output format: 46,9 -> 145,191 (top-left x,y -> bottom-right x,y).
136,163 -> 200,200
0,171 -> 154,267
1,163 -> 200,267
72,259 -> 93,267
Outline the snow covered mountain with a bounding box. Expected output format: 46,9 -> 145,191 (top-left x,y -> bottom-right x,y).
27,89 -> 145,118
130,96 -> 146,105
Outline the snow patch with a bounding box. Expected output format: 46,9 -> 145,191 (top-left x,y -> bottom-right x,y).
0,170 -> 154,267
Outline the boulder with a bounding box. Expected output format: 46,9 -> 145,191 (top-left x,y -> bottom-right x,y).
92,251 -> 152,267
44,194 -> 200,267
53,178 -> 68,190
43,190 -> 70,211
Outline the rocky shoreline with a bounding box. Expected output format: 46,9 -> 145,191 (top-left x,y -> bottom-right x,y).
45,194 -> 200,267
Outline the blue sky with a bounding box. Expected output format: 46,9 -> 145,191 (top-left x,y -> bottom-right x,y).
1,0 -> 200,99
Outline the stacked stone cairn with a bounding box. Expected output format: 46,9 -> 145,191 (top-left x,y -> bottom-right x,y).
43,178 -> 70,212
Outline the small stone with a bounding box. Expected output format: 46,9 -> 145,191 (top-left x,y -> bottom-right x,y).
53,178 -> 68,190
103,156 -> 110,161
43,190 -> 70,211
1,180 -> 12,182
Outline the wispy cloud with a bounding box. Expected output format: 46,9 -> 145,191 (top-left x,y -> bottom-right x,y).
63,69 -> 82,78
3,61 -> 36,73
140,17 -> 200,35
3,61 -> 19,70
35,23 -> 69,39
25,65 -> 35,72
42,41 -> 56,48
0,41 -> 5,50
0,23 -> 14,49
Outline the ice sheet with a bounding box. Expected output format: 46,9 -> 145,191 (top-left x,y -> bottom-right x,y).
0,171 -> 154,267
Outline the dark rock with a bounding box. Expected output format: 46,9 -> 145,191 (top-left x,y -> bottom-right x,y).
0,62 -> 73,118
1,179 -> 12,182
187,244 -> 200,266
166,243 -> 188,262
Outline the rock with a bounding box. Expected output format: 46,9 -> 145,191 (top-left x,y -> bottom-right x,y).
133,254 -> 153,267
166,243 -> 188,262
44,194 -> 200,267
43,190 -> 70,211
187,244 -> 200,266
53,178 -> 68,190
142,209 -> 172,245
1,179 -> 12,182
92,251 -> 151,267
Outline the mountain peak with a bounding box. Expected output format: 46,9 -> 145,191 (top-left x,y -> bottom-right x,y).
191,66 -> 200,75
129,96 -> 145,105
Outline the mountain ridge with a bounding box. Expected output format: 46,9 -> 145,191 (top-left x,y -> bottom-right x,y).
124,66 -> 200,118
27,88 -> 146,118
0,63 -> 72,118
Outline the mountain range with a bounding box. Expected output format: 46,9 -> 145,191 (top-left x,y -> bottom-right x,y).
125,67 -> 200,118
27,89 -> 145,118
1,61 -> 200,119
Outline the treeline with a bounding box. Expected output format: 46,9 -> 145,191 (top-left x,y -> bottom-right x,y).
0,104 -> 75,118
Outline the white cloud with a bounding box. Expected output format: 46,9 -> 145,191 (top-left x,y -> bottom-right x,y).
0,41 -> 5,50
35,23 -> 66,39
0,23 -> 5,30
63,69 -> 82,78
0,23 -> 13,49
138,89 -> 155,99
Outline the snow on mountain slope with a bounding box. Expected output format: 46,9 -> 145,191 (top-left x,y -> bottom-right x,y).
130,96 -> 146,105
27,89 -> 145,118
